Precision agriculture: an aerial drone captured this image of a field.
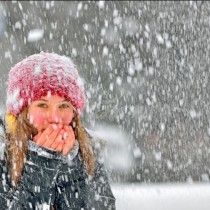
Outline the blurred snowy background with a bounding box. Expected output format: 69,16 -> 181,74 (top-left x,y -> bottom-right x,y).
0,1 -> 210,188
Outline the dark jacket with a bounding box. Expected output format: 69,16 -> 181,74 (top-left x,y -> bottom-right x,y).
0,116 -> 116,210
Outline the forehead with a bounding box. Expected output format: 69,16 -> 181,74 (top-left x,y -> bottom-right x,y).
40,95 -> 67,102
31,95 -> 72,104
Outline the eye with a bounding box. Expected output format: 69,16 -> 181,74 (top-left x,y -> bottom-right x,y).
59,103 -> 70,108
37,103 -> 48,108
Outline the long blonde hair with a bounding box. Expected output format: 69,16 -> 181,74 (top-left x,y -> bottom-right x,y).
5,107 -> 95,186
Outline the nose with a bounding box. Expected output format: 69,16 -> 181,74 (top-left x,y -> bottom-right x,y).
47,110 -> 61,124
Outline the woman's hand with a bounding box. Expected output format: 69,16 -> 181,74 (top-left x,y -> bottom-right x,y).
33,124 -> 76,156
62,125 -> 76,156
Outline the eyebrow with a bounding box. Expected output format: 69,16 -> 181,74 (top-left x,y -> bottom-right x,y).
38,99 -> 48,102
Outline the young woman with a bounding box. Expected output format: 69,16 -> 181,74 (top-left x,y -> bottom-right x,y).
0,52 -> 116,209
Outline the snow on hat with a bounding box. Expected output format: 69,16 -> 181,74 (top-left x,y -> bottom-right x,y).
6,51 -> 86,116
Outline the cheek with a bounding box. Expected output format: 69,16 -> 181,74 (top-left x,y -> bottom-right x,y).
29,111 -> 47,127
33,114 -> 46,125
61,111 -> 73,125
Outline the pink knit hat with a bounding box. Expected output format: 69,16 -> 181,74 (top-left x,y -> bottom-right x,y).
6,52 -> 86,116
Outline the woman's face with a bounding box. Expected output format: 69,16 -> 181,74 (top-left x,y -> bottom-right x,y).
28,95 -> 74,132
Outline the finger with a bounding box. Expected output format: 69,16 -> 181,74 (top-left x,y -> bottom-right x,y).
64,126 -> 74,137
50,134 -> 62,150
55,141 -> 65,152
65,126 -> 76,148
36,125 -> 54,146
62,126 -> 76,156
42,127 -> 62,148
50,129 -> 65,150
33,132 -> 42,143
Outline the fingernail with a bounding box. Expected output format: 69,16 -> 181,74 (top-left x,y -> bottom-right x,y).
63,132 -> 68,139
52,124 -> 58,130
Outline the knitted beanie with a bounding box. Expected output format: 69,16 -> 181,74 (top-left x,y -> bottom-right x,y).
6,52 -> 86,116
